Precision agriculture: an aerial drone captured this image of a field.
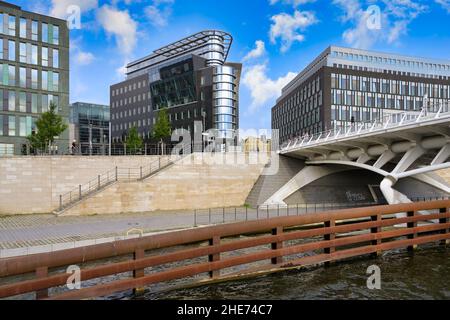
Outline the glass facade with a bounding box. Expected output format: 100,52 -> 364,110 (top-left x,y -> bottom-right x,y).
70,102 -> 110,155
213,65 -> 238,138
150,59 -> 196,110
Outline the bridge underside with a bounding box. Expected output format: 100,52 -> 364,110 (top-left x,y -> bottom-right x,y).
264,117 -> 450,206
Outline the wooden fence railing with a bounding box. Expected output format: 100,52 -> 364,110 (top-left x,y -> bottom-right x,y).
0,200 -> 449,300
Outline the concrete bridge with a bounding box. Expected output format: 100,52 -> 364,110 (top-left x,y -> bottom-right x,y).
265,103 -> 450,206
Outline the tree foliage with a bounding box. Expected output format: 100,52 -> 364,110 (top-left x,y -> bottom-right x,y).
126,126 -> 143,154
152,108 -> 171,141
27,101 -> 67,154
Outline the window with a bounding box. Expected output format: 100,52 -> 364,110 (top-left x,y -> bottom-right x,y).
31,21 -> 38,40
31,45 -> 37,65
42,47 -> 48,66
20,18 -> 26,38
8,65 -> 15,86
31,93 -> 37,113
19,92 -> 26,112
0,114 -> 2,136
31,69 -> 38,89
53,49 -> 59,68
8,91 -> 15,111
42,23 -> 48,42
8,40 -> 15,61
19,42 -> 26,62
41,94 -> 48,112
19,67 -> 26,88
52,72 -> 59,91
8,116 -> 15,136
19,116 -> 26,137
0,14 -> 3,34
42,71 -> 48,90
52,25 -> 59,45
0,39 -> 3,59
8,15 -> 15,36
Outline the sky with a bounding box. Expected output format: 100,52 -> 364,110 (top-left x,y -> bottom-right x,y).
11,0 -> 450,131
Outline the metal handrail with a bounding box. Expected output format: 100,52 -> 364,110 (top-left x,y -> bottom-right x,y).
281,103 -> 450,152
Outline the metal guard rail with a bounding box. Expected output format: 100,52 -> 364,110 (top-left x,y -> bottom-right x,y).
58,157 -> 172,211
0,200 -> 448,300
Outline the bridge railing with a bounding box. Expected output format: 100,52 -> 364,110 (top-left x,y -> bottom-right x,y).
281,102 -> 450,152
0,200 -> 448,300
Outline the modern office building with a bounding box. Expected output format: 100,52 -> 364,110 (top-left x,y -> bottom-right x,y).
272,46 -> 450,145
69,102 -> 110,155
110,30 -> 241,147
0,1 -> 69,155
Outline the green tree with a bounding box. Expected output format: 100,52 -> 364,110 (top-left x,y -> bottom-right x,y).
27,101 -> 67,154
152,108 -> 171,155
126,126 -> 143,154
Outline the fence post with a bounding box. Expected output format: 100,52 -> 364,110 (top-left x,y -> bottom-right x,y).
98,175 -> 101,190
194,210 -> 197,227
133,248 -> 145,296
115,166 -> 118,181
223,207 -> 225,223
79,185 -> 82,200
59,195 -> 62,211
371,214 -> 382,256
407,211 -> 417,251
234,207 -> 237,221
257,206 -> 259,219
324,219 -> 335,266
439,206 -> 449,246
209,236 -> 221,278
271,226 -> 283,265
140,166 -> 143,180
35,266 -> 48,299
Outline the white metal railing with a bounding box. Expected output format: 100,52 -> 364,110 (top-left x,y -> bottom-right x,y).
281,102 -> 450,152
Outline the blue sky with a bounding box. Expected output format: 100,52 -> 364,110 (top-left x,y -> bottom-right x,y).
11,0 -> 450,130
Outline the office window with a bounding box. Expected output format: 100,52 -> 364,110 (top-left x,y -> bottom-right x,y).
0,114 -> 2,136
8,91 -> 15,111
19,67 -> 26,88
8,40 -> 15,61
51,71 -> 59,91
31,20 -> 38,40
53,25 -> 59,45
19,116 -> 26,137
8,65 -> 15,86
42,23 -> 48,42
42,47 -> 48,66
20,18 -> 26,38
0,14 -> 3,34
42,94 -> 48,112
31,93 -> 37,113
42,70 -> 48,90
2,64 -> 7,85
19,92 -> 26,112
31,69 -> 38,89
53,49 -> 59,68
8,15 -> 15,36
8,116 -> 15,136
19,42 -> 26,62
0,38 -> 3,59
31,44 -> 37,65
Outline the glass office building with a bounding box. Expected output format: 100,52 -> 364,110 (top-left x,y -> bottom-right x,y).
0,1 -> 69,155
70,102 -> 110,155
272,46 -> 450,145
110,30 -> 241,146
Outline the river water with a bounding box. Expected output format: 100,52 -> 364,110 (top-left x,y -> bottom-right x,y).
145,245 -> 450,300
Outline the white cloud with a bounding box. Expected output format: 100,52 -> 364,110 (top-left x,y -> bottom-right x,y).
96,5 -> 137,56
269,10 -> 318,52
243,41 -> 266,61
50,0 -> 98,19
145,0 -> 175,27
269,0 -> 316,6
242,63 -> 297,112
334,0 -> 428,49
75,51 -> 95,65
436,0 -> 450,13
